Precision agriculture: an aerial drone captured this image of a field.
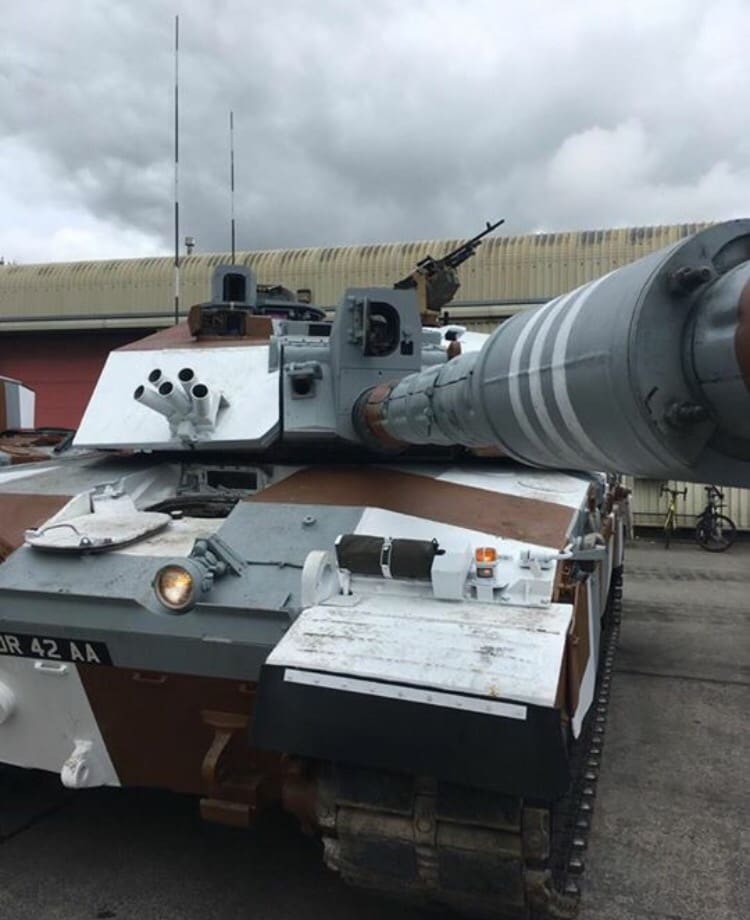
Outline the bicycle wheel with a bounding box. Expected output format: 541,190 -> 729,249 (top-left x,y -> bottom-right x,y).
663,510 -> 674,549
695,514 -> 737,552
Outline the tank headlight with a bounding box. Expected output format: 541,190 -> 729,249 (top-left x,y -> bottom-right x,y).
155,564 -> 196,611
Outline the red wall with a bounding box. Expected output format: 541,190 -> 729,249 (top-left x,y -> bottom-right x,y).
0,330 -> 151,429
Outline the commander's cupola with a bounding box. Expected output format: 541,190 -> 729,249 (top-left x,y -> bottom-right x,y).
188,265 -> 325,338
188,264 -> 259,337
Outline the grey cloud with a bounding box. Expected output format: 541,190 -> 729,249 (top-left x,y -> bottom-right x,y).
3,0 -> 750,263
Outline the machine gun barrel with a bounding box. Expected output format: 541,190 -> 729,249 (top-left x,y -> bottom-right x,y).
394,219 -> 504,314
356,220 -> 750,487
414,218 -> 505,273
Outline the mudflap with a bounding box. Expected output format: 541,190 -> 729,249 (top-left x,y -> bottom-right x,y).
252,663 -> 570,801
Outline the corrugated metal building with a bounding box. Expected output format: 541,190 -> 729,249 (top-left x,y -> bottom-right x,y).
0,222 -> 709,331
2,219 -> 747,532
0,222 -> 710,425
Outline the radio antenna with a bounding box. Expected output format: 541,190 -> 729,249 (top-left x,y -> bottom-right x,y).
229,110 -> 236,263
173,14 -> 180,324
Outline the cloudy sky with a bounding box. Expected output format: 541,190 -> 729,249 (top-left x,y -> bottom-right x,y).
2,0 -> 749,263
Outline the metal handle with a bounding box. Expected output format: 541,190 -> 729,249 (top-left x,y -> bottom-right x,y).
33,661 -> 69,676
132,672 -> 167,685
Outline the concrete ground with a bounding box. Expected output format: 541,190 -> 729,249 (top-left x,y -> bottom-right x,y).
580,536 -> 749,920
0,537 -> 747,920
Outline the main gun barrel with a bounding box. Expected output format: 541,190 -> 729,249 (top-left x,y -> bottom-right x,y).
355,220 -> 750,486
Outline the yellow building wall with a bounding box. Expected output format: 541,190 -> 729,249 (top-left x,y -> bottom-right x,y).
0,222 -> 710,329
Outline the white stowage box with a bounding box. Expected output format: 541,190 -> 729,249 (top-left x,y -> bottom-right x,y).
0,657 -> 118,786
74,346 -> 280,450
1,376 -> 35,429
267,595 -> 573,710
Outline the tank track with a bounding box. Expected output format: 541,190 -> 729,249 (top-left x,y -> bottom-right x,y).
313,568 -> 623,919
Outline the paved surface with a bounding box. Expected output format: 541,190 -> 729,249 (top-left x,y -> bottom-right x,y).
580,537 -> 749,920
0,538 -> 747,920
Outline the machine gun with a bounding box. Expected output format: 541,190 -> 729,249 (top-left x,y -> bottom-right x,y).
394,218 -> 504,315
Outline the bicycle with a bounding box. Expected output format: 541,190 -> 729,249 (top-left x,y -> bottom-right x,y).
660,484 -> 687,548
695,485 -> 737,552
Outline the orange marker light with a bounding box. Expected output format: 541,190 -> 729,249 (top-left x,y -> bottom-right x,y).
475,547 -> 497,564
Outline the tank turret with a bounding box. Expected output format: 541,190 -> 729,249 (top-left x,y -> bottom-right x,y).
74,220 -> 750,487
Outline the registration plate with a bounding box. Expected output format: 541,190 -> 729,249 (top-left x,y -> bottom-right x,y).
0,632 -> 111,666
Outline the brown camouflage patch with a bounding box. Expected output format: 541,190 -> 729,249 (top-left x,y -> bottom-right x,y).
119,322 -> 270,351
0,493 -> 71,562
250,467 -> 576,548
77,665 -> 280,798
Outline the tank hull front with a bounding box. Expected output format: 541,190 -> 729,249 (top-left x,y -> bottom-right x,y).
0,456 -> 627,915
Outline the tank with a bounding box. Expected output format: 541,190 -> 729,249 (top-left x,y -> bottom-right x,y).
0,375 -> 75,485
1,220 -> 749,918
0,375 -> 35,434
